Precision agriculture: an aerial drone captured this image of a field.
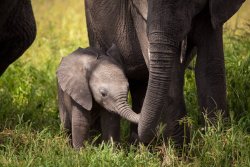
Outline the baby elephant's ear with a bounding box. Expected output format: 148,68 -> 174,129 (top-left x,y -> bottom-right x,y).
106,44 -> 124,66
57,48 -> 93,111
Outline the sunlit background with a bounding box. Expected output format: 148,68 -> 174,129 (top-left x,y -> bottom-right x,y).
225,0 -> 250,32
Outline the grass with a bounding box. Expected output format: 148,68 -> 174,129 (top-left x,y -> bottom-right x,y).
0,0 -> 249,166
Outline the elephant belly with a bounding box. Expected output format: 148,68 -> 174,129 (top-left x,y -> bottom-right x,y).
115,34 -> 148,81
115,31 -> 148,81
99,28 -> 148,80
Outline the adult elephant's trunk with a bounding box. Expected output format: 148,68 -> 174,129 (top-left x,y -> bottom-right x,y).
138,32 -> 179,143
115,95 -> 140,124
138,0 -> 181,143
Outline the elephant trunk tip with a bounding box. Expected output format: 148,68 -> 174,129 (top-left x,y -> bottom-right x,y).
138,120 -> 155,144
128,113 -> 140,124
134,113 -> 140,124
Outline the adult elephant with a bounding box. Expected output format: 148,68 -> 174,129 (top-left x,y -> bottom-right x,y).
0,0 -> 36,75
84,0 -> 245,145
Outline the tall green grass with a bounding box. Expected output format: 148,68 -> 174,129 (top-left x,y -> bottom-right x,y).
0,0 -> 249,166
225,32 -> 250,130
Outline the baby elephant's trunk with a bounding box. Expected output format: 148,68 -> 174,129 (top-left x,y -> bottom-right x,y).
115,96 -> 140,124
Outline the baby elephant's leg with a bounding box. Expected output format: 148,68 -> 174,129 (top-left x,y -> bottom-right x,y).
58,86 -> 71,135
101,110 -> 120,142
71,101 -> 91,149
58,86 -> 72,144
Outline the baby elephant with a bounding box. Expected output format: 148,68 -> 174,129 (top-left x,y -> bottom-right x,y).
56,44 -> 139,148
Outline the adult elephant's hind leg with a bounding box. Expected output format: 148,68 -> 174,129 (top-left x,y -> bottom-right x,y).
194,17 -> 227,123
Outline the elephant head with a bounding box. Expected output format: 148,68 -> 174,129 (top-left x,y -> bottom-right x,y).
57,44 -> 139,124
138,0 -> 245,143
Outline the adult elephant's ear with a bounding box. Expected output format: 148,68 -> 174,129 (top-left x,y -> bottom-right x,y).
57,48 -> 93,111
209,0 -> 245,29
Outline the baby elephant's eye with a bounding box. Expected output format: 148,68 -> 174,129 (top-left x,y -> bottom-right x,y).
99,88 -> 108,97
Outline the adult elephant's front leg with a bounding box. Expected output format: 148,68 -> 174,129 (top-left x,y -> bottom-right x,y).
129,80 -> 148,143
194,15 -> 227,122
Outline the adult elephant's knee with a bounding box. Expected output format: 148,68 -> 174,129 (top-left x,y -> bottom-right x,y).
0,0 -> 36,75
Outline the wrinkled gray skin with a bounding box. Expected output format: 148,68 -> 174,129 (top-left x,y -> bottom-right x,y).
0,0 -> 36,75
57,45 -> 139,149
85,0 -> 245,145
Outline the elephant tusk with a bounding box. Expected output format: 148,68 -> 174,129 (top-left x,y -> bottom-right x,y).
180,37 -> 187,64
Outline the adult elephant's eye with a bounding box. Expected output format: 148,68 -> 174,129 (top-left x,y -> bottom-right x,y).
99,88 -> 108,97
